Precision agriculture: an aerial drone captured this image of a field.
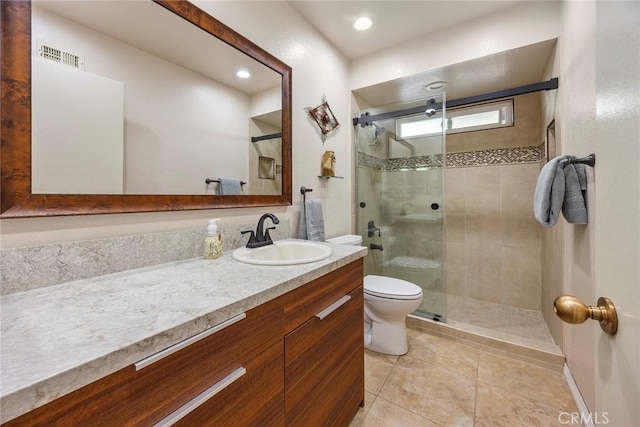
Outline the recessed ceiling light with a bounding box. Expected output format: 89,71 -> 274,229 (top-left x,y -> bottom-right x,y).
236,70 -> 251,79
354,17 -> 372,31
426,81 -> 447,91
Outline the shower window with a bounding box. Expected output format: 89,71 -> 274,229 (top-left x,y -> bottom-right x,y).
396,99 -> 514,139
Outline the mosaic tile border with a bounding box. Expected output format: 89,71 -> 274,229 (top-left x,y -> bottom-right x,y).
447,145 -> 544,168
358,144 -> 544,171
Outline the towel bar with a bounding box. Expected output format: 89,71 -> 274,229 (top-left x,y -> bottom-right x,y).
205,179 -> 246,185
566,153 -> 595,167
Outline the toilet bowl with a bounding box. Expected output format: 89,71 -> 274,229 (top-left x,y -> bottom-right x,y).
325,234 -> 423,355
363,275 -> 423,355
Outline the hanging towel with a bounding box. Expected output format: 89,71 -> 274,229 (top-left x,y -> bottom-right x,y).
562,161 -> 588,224
297,199 -> 325,241
533,155 -> 570,227
217,177 -> 242,195
533,155 -> 589,227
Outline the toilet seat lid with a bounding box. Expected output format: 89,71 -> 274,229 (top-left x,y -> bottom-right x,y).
364,275 -> 423,300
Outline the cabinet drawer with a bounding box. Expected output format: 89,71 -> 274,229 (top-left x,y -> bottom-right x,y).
171,341 -> 284,427
285,285 -> 364,426
5,297 -> 283,427
283,259 -> 363,334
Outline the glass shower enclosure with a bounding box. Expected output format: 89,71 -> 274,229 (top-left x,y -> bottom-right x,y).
355,94 -> 446,321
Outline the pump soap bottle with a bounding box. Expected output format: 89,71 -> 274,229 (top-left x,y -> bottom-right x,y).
204,219 -> 223,259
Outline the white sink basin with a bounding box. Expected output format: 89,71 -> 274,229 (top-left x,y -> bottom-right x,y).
232,240 -> 332,265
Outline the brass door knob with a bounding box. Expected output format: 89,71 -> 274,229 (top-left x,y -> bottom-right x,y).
553,295 -> 618,335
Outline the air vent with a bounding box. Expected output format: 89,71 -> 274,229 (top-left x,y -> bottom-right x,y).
38,42 -> 85,70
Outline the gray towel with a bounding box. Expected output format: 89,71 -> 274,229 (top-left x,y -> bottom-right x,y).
297,199 -> 325,241
533,155 -> 570,227
217,177 -> 242,195
533,155 -> 588,227
562,162 -> 588,224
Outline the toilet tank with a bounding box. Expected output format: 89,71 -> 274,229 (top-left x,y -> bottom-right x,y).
326,234 -> 363,246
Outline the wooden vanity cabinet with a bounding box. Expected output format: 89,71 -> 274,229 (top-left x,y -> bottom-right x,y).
283,260 -> 365,426
5,259 -> 364,427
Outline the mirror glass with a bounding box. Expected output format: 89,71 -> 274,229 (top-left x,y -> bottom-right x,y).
31,1 -> 282,196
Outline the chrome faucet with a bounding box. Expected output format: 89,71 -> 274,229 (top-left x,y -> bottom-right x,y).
242,213 -> 280,248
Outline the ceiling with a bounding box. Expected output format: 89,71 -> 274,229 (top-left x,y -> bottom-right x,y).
289,1 -> 557,106
288,1 -> 522,61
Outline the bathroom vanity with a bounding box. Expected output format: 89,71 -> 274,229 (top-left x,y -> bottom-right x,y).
0,243 -> 366,426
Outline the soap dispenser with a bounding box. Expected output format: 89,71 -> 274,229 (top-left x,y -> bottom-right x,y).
204,219 -> 223,259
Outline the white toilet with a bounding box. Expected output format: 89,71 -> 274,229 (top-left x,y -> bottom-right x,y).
363,275 -> 422,355
325,234 -> 424,356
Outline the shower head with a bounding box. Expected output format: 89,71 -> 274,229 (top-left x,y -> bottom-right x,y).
368,123 -> 386,146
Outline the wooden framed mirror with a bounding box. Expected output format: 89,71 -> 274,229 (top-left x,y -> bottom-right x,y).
1,0 -> 292,217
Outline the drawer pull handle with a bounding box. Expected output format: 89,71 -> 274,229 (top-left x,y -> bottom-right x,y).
135,312 -> 247,371
315,295 -> 351,320
153,367 -> 246,427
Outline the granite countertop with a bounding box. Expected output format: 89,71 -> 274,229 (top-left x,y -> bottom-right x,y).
0,241 -> 367,423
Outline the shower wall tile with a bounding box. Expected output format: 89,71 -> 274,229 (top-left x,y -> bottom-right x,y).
502,247 -> 542,310
502,216 -> 541,249
466,186 -> 502,217
446,168 -> 466,214
446,264 -> 466,297
445,214 -> 466,243
445,163 -> 543,310
466,167 -> 501,185
466,238 -> 502,267
467,263 -> 502,303
466,215 -> 502,245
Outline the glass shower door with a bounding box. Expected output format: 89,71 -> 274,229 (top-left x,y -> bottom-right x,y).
355,93 -> 446,321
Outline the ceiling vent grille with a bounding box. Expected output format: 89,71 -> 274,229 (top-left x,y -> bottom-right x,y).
38,42 -> 85,70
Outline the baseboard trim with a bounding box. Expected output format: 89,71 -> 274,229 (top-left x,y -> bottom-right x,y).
563,363 -> 594,427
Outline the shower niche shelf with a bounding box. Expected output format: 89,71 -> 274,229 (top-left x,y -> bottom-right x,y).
318,175 -> 344,179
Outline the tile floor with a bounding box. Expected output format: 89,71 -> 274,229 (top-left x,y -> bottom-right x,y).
350,328 -> 577,427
